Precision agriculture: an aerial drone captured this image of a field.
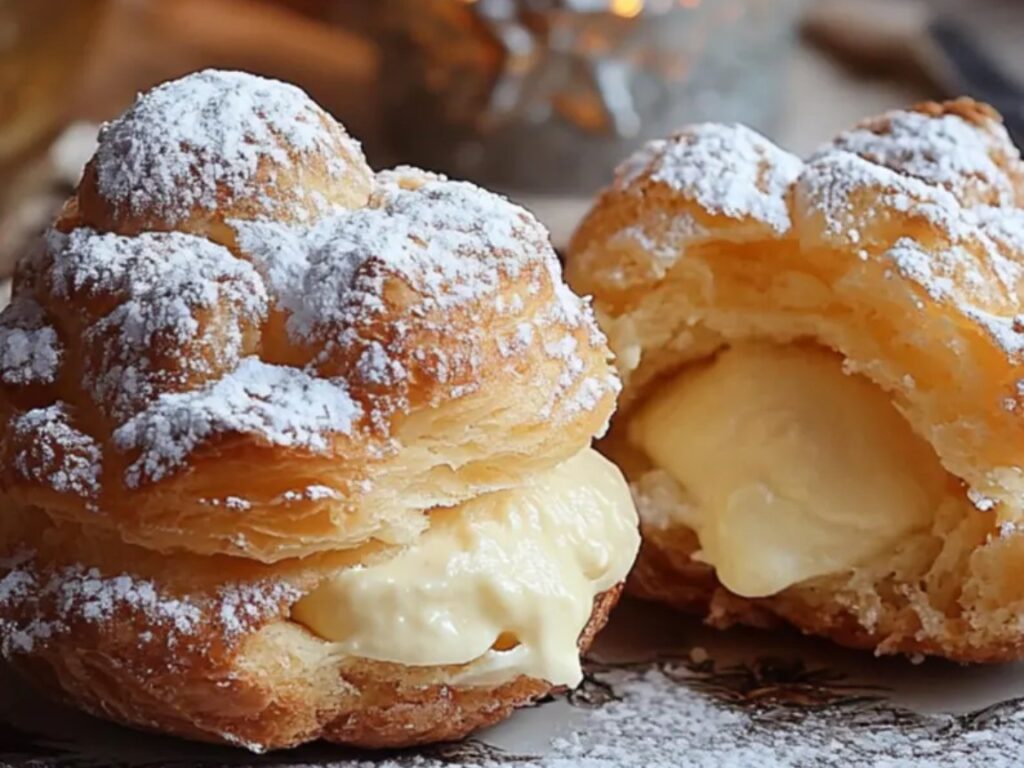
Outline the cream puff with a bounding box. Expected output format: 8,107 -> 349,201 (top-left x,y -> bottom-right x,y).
567,99 -> 1024,662
0,70 -> 639,751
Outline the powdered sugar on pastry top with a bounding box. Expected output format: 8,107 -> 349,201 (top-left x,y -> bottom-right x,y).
234,172 -> 614,423
2,71 -> 614,501
826,104 -> 1019,208
796,103 -> 1024,361
289,178 -> 552,341
797,149 -> 978,242
113,357 -> 361,487
0,297 -> 61,387
0,552 -> 300,657
46,227 -> 268,419
7,404 -> 101,501
92,69 -> 362,223
615,123 -> 803,233
800,102 -> 1021,242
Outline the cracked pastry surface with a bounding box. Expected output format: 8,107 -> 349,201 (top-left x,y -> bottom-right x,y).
0,69 -> 639,751
567,98 -> 1024,662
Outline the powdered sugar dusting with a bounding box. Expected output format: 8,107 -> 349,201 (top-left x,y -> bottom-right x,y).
216,581 -> 301,637
798,150 -> 975,241
883,236 -> 1007,305
238,175 -> 613,420
0,297 -> 61,386
975,206 -> 1024,259
231,217 -> 311,314
47,227 -> 268,417
0,560 -> 200,655
7,404 -> 101,500
2,71 -> 613,523
113,356 -> 361,487
962,307 -> 1024,360
290,179 -> 551,341
0,554 -> 301,657
93,69 -> 358,223
615,124 -> 802,233
800,103 -> 1022,247
607,213 -> 707,269
829,106 -> 1017,207
805,106 -> 1024,361
540,663 -> 1024,768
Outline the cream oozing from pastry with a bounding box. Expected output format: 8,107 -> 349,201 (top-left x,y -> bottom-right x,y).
291,449 -> 639,686
628,343 -> 947,598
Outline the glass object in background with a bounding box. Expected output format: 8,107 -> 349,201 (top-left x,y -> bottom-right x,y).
0,0 -> 106,174
361,0 -> 803,196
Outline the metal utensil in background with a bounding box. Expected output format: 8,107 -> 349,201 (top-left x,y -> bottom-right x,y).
803,0 -> 1024,148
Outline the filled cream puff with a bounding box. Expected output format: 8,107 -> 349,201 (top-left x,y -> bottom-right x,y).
0,70 -> 639,751
567,99 -> 1024,662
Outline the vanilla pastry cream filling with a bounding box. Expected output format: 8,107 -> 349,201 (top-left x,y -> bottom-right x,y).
628,343 -> 948,599
291,449 -> 639,687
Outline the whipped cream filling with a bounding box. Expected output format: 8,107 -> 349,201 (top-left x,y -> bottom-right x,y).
628,343 -> 947,598
291,449 -> 639,686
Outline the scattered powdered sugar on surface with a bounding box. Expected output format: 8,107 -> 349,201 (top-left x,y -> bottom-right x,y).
200,496 -> 253,511
113,357 -> 361,487
533,665 -> 1024,768
885,238 -> 961,301
962,307 -> 1024,360
5,636 -> 1024,766
303,484 -> 341,501
356,341 -> 408,387
8,171 -> 606,493
8,404 -> 101,500
236,174 -> 612,422
190,659 -> 1024,768
616,124 -> 802,233
93,69 -> 355,223
0,297 -> 61,386
1,70 -> 612,515
231,217 -> 313,316
969,488 -> 997,512
884,233 -> 1024,361
48,227 -> 268,418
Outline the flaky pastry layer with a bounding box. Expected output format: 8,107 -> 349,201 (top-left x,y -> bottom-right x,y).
0,71 -> 619,562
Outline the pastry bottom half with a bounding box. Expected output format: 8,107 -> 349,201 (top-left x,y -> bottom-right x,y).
0,450 -> 638,751
5,587 -> 621,752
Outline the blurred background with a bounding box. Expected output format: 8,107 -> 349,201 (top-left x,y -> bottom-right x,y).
0,0 -> 1020,287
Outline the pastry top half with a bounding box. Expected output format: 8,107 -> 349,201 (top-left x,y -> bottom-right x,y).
0,69 -> 621,563
568,99 -> 1024,660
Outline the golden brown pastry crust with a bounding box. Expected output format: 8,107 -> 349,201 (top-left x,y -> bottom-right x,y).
8,592 -> 618,751
1,72 -> 618,564
568,98 -> 1024,662
0,507 -> 621,750
0,70 -> 632,751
